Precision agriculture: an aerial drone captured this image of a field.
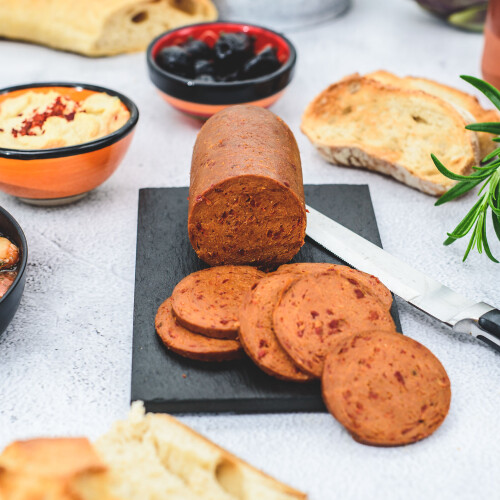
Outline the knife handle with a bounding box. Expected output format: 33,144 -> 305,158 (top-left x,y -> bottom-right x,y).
477,309 -> 500,353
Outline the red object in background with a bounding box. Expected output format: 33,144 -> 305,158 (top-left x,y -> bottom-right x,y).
482,0 -> 500,89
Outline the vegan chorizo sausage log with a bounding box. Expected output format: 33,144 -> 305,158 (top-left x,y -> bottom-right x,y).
188,105 -> 307,268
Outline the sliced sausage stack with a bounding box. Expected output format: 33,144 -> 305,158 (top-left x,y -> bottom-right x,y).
156,262 -> 451,446
155,266 -> 265,362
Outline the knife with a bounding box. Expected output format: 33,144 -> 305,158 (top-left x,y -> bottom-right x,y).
305,204 -> 500,352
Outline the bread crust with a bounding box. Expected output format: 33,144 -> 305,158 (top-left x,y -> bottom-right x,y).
189,105 -> 307,267
96,403 -> 308,499
0,438 -> 110,499
156,297 -> 244,361
322,331 -> 451,447
0,0 -> 217,56
301,75 -> 480,196
171,266 -> 265,339
367,70 -> 500,158
274,263 -> 393,310
273,271 -> 396,378
239,275 -> 314,382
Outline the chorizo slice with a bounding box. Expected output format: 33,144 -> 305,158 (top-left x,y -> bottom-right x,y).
322,330 -> 451,446
274,262 -> 393,309
155,298 -> 243,362
239,275 -> 314,382
171,265 -> 265,339
273,271 -> 396,377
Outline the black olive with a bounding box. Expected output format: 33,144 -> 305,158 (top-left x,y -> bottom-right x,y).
214,33 -> 254,74
183,38 -> 212,60
156,46 -> 193,78
194,59 -> 215,77
241,46 -> 281,79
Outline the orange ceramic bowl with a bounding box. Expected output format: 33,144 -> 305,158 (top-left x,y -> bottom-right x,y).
0,83 -> 139,205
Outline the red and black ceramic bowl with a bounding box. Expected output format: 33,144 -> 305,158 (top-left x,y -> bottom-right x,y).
0,82 -> 139,206
0,205 -> 27,336
147,22 -> 297,119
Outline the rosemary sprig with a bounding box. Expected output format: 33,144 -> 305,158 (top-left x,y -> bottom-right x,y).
431,75 -> 500,263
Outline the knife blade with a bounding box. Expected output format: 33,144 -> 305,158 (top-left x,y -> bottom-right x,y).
305,204 -> 500,352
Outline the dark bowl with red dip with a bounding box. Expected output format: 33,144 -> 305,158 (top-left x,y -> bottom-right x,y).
0,205 -> 27,336
146,21 -> 297,119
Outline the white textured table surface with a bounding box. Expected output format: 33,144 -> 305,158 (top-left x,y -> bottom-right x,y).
1,1 -> 499,499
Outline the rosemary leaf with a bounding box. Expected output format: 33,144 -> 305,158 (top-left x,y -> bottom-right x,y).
481,147 -> 500,163
476,212 -> 484,254
445,195 -> 485,238
435,178 -> 483,205
482,220 -> 499,262
461,75 -> 500,111
431,154 -> 491,181
463,221 -> 478,260
493,210 -> 500,241
433,76 -> 500,262
466,122 -> 500,134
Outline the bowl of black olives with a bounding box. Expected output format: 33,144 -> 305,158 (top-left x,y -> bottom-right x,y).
147,22 -> 296,119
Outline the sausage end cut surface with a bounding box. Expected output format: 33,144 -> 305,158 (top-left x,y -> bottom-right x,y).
188,105 -> 307,267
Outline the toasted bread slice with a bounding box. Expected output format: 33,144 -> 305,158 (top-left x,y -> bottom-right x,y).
367,70 -> 500,158
95,402 -> 306,500
301,75 -> 480,195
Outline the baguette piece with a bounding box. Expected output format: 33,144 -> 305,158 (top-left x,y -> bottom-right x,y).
0,403 -> 307,500
0,0 -> 217,57
301,75 -> 480,196
367,70 -> 500,158
95,402 -> 306,500
0,438 -> 112,500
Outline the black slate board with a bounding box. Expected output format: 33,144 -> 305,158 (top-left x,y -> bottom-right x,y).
131,185 -> 402,414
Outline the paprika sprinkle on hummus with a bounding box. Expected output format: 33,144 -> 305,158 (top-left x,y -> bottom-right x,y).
0,90 -> 130,150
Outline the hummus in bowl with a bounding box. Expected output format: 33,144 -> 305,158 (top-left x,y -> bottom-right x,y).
0,90 -> 130,150
0,82 -> 138,205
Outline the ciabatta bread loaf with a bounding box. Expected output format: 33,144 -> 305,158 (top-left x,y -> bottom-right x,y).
301,75 -> 480,196
0,0 -> 217,57
0,403 -> 307,500
366,70 -> 500,158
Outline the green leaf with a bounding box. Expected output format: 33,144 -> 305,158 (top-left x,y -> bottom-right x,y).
446,195 -> 485,238
482,147 -> 500,163
431,154 -> 489,182
482,221 -> 499,263
463,223 -> 478,261
476,213 -> 484,254
435,178 -> 483,205
494,138 -> 500,143
461,75 -> 500,111
466,122 -> 500,135
490,201 -> 500,216
493,211 -> 500,241
475,160 -> 500,170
